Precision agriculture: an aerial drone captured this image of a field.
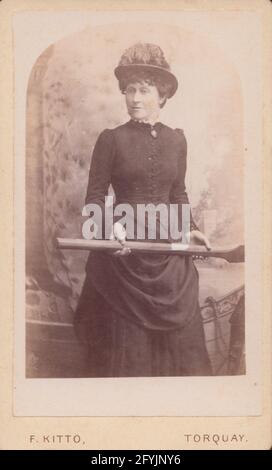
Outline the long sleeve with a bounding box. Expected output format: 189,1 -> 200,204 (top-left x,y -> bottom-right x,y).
169,129 -> 199,233
84,129 -> 115,238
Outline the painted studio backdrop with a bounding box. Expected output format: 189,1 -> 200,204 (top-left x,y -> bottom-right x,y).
25,24 -> 244,377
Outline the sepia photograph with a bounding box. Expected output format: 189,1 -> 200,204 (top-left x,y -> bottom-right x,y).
0,0 -> 269,448
25,19 -> 245,381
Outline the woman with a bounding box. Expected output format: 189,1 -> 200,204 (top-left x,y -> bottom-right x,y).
75,42 -> 212,377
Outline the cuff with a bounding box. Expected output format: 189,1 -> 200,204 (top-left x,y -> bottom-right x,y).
190,219 -> 199,232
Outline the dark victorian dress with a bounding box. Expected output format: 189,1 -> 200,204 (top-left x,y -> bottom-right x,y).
75,119 -> 212,377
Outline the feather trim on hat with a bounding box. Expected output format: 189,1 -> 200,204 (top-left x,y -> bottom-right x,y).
119,43 -> 170,69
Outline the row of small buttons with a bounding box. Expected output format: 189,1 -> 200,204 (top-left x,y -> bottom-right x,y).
149,132 -> 159,196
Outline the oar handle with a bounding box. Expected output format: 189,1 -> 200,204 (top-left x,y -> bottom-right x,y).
56,238 -> 244,263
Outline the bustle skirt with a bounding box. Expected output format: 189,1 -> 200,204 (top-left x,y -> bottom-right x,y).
74,278 -> 212,377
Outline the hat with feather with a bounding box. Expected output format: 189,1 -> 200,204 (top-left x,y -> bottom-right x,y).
114,42 -> 178,98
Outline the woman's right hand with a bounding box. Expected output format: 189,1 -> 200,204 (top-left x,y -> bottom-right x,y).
110,222 -> 131,256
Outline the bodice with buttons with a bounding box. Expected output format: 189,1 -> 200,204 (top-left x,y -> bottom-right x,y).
85,120 -> 198,236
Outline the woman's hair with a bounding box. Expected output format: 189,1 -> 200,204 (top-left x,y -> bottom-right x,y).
118,70 -> 172,107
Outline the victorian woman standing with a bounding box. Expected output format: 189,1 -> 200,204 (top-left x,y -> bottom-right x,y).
75,43 -> 212,377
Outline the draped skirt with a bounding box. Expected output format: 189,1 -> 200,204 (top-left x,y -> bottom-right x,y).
74,279 -> 212,377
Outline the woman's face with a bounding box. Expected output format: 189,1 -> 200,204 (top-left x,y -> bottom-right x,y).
125,81 -> 164,122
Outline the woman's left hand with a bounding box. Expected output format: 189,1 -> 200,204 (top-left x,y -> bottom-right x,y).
188,230 -> 212,251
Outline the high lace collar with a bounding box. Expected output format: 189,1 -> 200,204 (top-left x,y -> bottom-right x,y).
130,117 -> 159,125
128,119 -> 162,138
128,119 -> 162,129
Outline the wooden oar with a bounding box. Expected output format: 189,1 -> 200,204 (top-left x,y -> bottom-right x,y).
56,238 -> 244,263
